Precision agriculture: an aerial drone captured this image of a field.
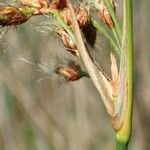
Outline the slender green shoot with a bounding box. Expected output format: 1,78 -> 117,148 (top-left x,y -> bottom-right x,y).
103,0 -> 122,43
51,11 -> 75,42
116,0 -> 134,149
116,140 -> 128,150
112,27 -> 122,51
91,17 -> 120,56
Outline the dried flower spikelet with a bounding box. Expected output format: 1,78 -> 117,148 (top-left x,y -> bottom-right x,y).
0,6 -> 32,26
95,0 -> 115,28
60,6 -> 89,28
59,30 -> 79,56
50,0 -> 66,10
60,8 -> 72,26
21,0 -> 48,8
55,61 -> 81,81
21,0 -> 48,14
75,6 -> 89,28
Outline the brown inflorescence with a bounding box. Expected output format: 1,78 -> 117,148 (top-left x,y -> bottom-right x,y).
97,0 -> 115,28
50,0 -> 67,9
60,6 -> 89,28
75,6 -> 89,28
21,0 -> 48,15
21,0 -> 48,8
60,8 -> 72,26
55,61 -> 81,81
98,6 -> 114,28
0,6 -> 32,26
58,29 -> 79,56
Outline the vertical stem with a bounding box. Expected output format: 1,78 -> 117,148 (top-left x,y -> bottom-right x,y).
116,140 -> 128,150
66,0 -> 115,116
116,0 -> 134,149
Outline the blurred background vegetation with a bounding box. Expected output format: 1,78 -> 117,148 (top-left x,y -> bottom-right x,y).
0,0 -> 149,149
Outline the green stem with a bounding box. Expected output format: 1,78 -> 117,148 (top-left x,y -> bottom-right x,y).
116,0 -> 134,149
52,11 -> 75,42
103,0 -> 122,43
112,27 -> 122,52
80,70 -> 90,78
91,17 -> 120,56
116,140 -> 128,150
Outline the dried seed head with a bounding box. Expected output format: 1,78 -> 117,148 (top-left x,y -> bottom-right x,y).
0,6 -> 32,26
58,30 -> 79,56
95,0 -> 116,28
50,0 -> 67,9
55,61 -> 82,81
60,8 -> 72,26
98,7 -> 114,28
21,0 -> 48,15
21,0 -> 48,8
60,6 -> 89,28
75,6 -> 89,28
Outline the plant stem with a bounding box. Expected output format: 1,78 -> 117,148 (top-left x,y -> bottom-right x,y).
111,27 -> 122,52
116,0 -> 134,149
52,11 -> 75,42
66,0 -> 115,116
103,0 -> 122,43
116,140 -> 128,150
91,17 -> 120,56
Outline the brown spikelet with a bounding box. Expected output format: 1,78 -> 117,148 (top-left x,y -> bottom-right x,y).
98,8 -> 114,28
75,6 -> 89,28
97,0 -> 116,28
0,6 -> 32,26
60,8 -> 72,26
50,0 -> 67,9
55,61 -> 81,81
60,6 -> 89,28
21,0 -> 48,8
58,30 -> 79,56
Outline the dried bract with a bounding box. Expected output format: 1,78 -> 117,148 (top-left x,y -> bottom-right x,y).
110,53 -> 119,99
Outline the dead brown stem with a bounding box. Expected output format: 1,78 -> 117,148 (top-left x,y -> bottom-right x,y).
66,0 -> 117,120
